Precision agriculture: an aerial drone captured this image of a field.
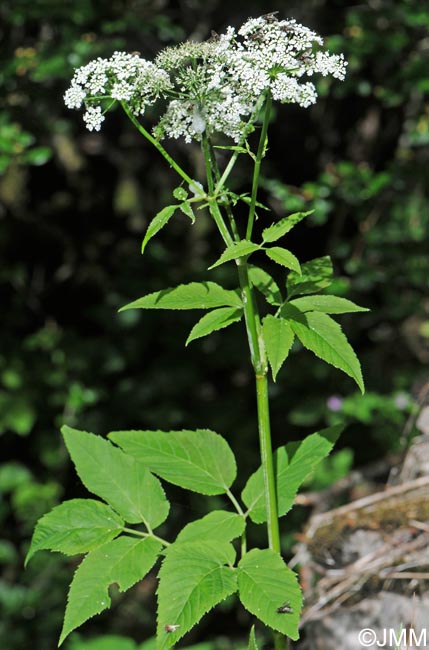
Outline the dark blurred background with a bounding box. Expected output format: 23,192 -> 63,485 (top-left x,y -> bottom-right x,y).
1,0 -> 429,648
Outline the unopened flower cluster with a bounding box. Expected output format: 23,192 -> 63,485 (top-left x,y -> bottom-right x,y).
64,14 -> 347,141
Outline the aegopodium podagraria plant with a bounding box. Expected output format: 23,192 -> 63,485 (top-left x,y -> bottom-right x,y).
27,14 -> 365,650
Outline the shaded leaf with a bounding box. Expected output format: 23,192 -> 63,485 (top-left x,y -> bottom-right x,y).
237,549 -> 302,641
26,499 -> 124,566
286,255 -> 333,298
242,425 -> 343,523
186,307 -> 242,345
120,282 -> 242,312
265,247 -> 301,274
109,429 -> 237,495
288,311 -> 364,392
157,541 -> 237,650
141,205 -> 178,254
262,211 -> 314,243
175,511 -> 245,544
248,265 -> 283,306
209,241 -> 261,270
59,536 -> 161,645
62,426 -> 169,527
262,316 -> 294,381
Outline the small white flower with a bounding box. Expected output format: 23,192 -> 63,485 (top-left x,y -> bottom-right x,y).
83,106 -> 105,131
64,84 -> 86,109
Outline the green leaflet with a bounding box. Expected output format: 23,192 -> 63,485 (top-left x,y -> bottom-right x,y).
59,536 -> 161,645
109,429 -> 237,496
179,200 -> 195,223
248,265 -> 283,306
237,549 -> 302,641
287,310 -> 364,392
156,541 -> 237,650
186,307 -> 243,345
261,210 -> 314,243
62,426 -> 169,527
248,626 -> 259,650
208,240 -> 261,269
264,247 -> 301,274
286,255 -> 333,298
141,205 -> 178,254
119,282 -> 242,312
288,295 -> 369,314
172,186 -> 188,201
262,315 -> 295,381
242,425 -> 342,523
175,511 -> 245,544
25,499 -> 124,565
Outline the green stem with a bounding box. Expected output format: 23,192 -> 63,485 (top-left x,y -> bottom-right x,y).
255,373 -> 280,552
123,527 -> 170,547
213,94 -> 266,197
121,102 -> 195,188
202,129 -> 280,555
225,488 -> 245,516
202,133 -> 234,247
246,93 -> 272,240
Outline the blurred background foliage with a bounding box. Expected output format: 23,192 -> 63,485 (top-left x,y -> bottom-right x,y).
1,0 -> 428,648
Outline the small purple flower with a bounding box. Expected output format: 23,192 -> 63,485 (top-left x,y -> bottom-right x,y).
327,395 -> 343,412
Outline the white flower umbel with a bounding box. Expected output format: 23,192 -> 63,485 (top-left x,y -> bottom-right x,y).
64,14 -> 346,140
227,15 -> 347,107
64,51 -> 172,123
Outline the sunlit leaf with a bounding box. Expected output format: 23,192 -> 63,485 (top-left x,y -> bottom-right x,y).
262,211 -> 313,243
62,426 -> 169,527
120,282 -> 242,311
157,541 -> 237,650
209,241 -> 261,269
59,536 -> 161,645
242,426 -> 343,522
237,549 -> 302,641
186,307 -> 242,345
262,315 -> 294,381
109,429 -> 237,495
175,511 -> 245,544
26,499 -> 124,565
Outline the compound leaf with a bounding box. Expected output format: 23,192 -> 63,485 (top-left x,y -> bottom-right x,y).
26,499 -> 124,566
242,425 -> 343,523
59,536 -> 161,645
62,426 -> 169,528
109,429 -> 237,496
186,307 -> 242,345
237,549 -> 302,641
120,282 -> 242,312
157,541 -> 237,650
175,511 -> 245,545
